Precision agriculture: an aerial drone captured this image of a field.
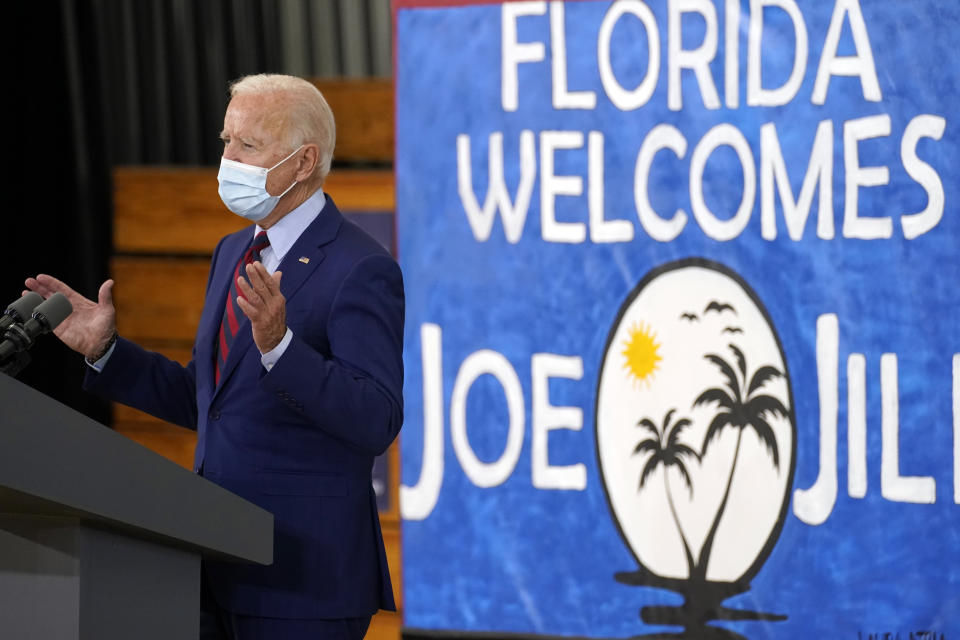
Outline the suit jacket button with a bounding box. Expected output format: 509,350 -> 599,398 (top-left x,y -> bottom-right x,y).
209,410 -> 220,420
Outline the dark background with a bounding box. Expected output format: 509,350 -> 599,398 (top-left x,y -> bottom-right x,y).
8,3 -> 111,422
6,0 -> 391,423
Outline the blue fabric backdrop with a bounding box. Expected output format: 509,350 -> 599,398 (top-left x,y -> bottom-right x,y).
395,1 -> 958,637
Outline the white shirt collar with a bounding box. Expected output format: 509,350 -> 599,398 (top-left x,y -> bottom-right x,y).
255,190 -> 326,265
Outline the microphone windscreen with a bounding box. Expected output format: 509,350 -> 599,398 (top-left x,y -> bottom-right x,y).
5,291 -> 43,321
32,293 -> 73,330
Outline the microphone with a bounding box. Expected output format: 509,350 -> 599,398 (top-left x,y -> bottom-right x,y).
0,291 -> 43,331
0,293 -> 74,362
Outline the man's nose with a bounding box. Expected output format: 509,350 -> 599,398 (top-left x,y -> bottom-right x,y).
222,142 -> 241,162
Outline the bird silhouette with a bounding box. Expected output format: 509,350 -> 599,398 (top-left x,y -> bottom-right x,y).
704,300 -> 736,315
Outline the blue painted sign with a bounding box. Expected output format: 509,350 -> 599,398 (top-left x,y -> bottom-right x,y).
395,1 -> 958,637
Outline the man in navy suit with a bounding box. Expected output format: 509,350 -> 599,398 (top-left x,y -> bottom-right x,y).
26,74 -> 404,639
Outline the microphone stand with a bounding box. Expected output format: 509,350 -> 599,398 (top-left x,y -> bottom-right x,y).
0,323 -> 37,377
0,350 -> 31,377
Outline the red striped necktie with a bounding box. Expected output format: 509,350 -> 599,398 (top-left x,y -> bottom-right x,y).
215,230 -> 270,385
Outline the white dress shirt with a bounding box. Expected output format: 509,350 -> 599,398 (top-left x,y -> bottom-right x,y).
89,190 -> 326,373
255,190 -> 325,370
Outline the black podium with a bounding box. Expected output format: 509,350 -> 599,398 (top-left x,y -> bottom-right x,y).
0,374 -> 273,640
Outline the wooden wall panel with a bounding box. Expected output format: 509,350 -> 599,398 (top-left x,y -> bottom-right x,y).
114,168 -> 394,254
383,516 -> 403,610
115,420 -> 197,470
368,610 -> 402,640
311,79 -> 394,163
112,168 -> 245,254
111,257 -> 209,343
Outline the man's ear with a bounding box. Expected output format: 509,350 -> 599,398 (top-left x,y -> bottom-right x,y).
296,144 -> 320,181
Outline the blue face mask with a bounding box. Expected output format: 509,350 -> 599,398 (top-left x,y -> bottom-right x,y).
217,146 -> 303,221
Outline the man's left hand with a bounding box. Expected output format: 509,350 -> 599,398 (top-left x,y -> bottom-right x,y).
236,262 -> 286,354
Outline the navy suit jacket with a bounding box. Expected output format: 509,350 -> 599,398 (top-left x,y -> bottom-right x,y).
85,195 -> 404,619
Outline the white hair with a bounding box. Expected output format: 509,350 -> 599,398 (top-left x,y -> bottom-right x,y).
229,74 -> 336,183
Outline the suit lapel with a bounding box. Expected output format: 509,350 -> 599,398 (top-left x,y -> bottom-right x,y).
196,230 -> 253,393
275,194 -> 343,301
210,196 -> 344,395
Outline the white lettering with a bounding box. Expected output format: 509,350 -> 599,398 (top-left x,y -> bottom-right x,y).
541,130 -> 588,243
597,0 -> 660,110
724,0 -> 739,108
760,119 -> 834,240
842,114 -> 892,239
450,350 -> 526,488
847,354 -> 867,499
550,1 -> 597,109
793,313 -> 838,525
880,354 -> 936,503
531,354 -> 586,490
747,0 -> 808,107
589,131 -> 634,243
400,323 -> 445,521
900,114 -> 947,240
954,354 -> 959,504
457,131 -> 537,243
635,124 -> 689,242
502,1 -> 547,112
812,0 -> 881,104
690,123 -> 756,241
668,0 -> 721,111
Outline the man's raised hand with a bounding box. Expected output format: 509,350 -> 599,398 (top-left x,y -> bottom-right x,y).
24,275 -> 117,361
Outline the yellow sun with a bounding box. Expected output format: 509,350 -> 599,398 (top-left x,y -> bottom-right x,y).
621,322 -> 662,386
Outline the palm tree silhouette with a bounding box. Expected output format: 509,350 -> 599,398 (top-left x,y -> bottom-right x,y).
634,408 -> 701,578
691,343 -> 787,584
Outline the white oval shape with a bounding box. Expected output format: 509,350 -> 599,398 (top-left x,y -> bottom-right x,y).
596,259 -> 795,583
